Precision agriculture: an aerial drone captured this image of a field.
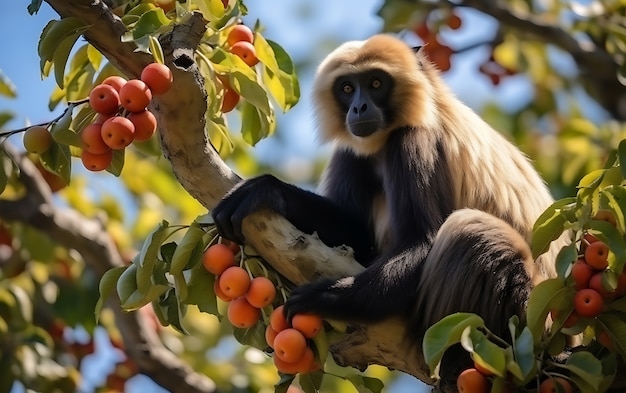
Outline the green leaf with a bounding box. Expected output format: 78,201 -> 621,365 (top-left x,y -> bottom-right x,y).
602,189 -> 626,234
589,220 -> 626,273
136,221 -> 169,292
555,243 -> 578,279
461,328 -> 507,377
86,44 -> 103,71
161,288 -> 188,334
299,370 -> 324,393
240,100 -> 275,146
125,8 -> 171,41
346,374 -> 384,393
526,278 -> 567,345
149,36 -> 165,64
0,70 -> 16,98
423,313 -> 485,377
27,0 -> 43,15
562,351 -> 604,391
186,261 -> 219,316
233,321 -> 265,348
254,34 -> 280,75
170,222 -> 204,275
618,139 -> 626,180
106,148 -> 125,177
532,198 -> 576,258
95,266 -> 127,320
598,313 -> 626,359
39,141 -> 71,185
0,149 -> 12,195
512,326 -> 536,383
53,33 -> 82,89
50,108 -> 80,147
117,263 -> 139,306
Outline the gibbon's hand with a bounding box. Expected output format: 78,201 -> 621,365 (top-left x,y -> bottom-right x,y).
283,278 -> 352,322
212,174 -> 288,244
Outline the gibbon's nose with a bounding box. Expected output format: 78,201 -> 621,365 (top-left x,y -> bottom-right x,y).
352,103 -> 368,114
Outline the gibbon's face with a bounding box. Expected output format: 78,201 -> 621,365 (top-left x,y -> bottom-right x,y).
332,69 -> 394,138
313,34 -> 438,156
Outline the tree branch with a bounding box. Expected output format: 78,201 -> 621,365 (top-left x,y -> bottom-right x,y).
454,0 -> 626,120
0,144 -> 217,393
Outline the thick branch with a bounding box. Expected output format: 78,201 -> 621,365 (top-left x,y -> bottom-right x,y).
0,144 -> 217,393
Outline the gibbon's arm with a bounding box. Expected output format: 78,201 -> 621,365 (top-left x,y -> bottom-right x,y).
211,174 -> 375,261
285,128 -> 456,322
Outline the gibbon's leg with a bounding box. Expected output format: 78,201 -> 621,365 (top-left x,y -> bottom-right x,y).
412,209 -> 537,385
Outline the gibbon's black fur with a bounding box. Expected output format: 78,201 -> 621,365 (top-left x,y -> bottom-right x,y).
213,34 -> 560,379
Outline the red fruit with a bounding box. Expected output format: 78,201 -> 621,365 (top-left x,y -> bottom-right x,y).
214,278 -> 232,302
119,79 -> 153,112
227,296 -> 260,328
574,288 -> 604,318
81,149 -> 113,172
539,377 -> 573,393
127,110 -> 157,141
89,84 -> 120,115
292,314 -> 323,339
102,75 -> 127,93
270,305 -> 289,332
616,272 -> 626,296
571,258 -> 594,290
589,272 -> 615,300
230,41 -> 259,67
81,123 -> 111,154
447,13 -> 462,30
457,368 -> 489,393
227,25 -> 254,46
597,329 -> 614,350
246,277 -> 276,308
585,241 -> 610,270
140,63 -> 173,95
273,328 -> 307,363
221,88 -> 240,113
265,325 -> 278,348
218,266 -> 251,299
202,244 -> 236,275
101,116 -> 135,150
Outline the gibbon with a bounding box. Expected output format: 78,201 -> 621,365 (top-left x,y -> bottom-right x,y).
213,34 -> 560,383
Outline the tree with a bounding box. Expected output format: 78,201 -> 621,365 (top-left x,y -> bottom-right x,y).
0,0 -> 624,393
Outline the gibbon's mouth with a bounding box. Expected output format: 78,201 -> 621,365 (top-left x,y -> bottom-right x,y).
349,120 -> 381,137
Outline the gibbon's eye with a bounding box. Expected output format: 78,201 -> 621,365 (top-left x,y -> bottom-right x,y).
371,79 -> 382,89
342,83 -> 354,94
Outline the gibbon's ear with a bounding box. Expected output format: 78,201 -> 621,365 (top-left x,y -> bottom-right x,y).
411,45 -> 423,53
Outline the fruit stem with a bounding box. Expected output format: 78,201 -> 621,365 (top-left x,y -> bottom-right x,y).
0,100 -> 85,138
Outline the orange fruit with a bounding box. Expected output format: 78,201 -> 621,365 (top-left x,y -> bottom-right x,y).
140,63 -> 173,95
218,266 -> 251,299
202,244 -> 236,275
227,25 -> 254,46
221,88 -> 240,113
81,123 -> 111,155
265,324 -> 278,348
213,277 -> 232,302
270,305 -> 289,332
447,13 -> 462,30
89,84 -> 120,115
101,116 -> 135,150
102,75 -> 127,93
246,277 -> 276,308
273,328 -> 307,363
227,297 -> 260,328
585,241 -> 609,270
81,149 -> 113,172
127,110 -> 157,141
574,288 -> 604,318
292,314 -> 323,339
119,79 -> 152,112
539,377 -> 573,393
457,368 -> 489,393
274,347 -> 316,375
230,41 -> 259,67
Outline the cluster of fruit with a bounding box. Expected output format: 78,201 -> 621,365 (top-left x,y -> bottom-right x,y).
220,24 -> 258,113
81,63 -> 173,171
202,241 -> 322,375
457,363 -> 572,393
265,306 -> 321,374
